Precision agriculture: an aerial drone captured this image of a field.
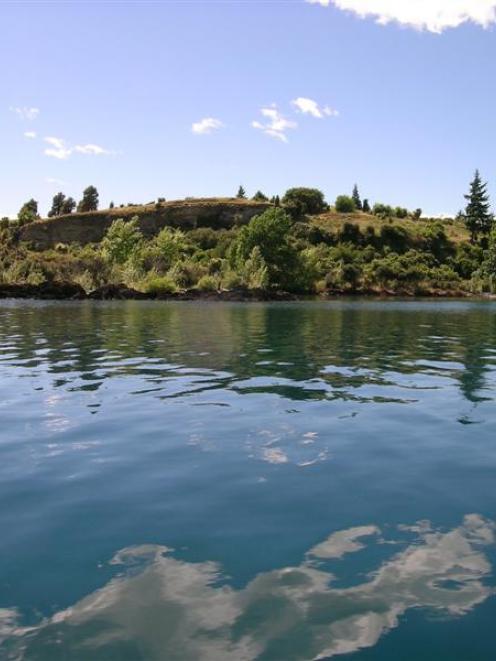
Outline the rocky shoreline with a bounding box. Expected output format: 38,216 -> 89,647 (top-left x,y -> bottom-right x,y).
0,281 -> 483,301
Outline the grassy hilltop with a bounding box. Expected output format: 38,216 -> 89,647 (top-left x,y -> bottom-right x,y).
1,185 -> 495,298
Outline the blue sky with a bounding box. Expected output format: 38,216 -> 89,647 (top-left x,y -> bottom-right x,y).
1,0 -> 495,218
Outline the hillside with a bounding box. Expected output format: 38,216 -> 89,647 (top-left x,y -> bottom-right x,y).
18,198 -> 271,250
1,196 -> 493,299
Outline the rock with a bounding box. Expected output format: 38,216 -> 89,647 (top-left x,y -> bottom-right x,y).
87,284 -> 148,300
0,281 -> 86,299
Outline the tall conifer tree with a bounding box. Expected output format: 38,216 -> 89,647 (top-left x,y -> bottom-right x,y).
352,184 -> 362,211
464,170 -> 493,242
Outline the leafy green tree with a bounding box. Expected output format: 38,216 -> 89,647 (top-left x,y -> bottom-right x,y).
252,191 -> 268,202
282,187 -> 327,220
48,192 -> 66,218
362,199 -> 371,213
463,170 -> 493,242
61,197 -> 76,215
352,184 -> 362,211
18,199 -> 38,225
109,201 -> 115,209
335,195 -> 356,213
154,227 -> 188,268
413,208 -> 422,221
101,217 -> 143,264
242,246 -> 269,289
231,208 -> 304,290
237,186 -> 246,199
394,207 -> 408,219
77,186 -> 99,212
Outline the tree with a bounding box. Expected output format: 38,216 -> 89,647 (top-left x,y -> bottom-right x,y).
77,185 -> 99,213
252,191 -> 268,202
362,199 -> 371,213
101,217 -> 143,264
352,184 -> 362,211
109,201 -> 115,209
231,208 -> 304,290
18,199 -> 38,225
335,195 -> 356,213
61,197 -> 76,215
237,186 -> 246,199
463,170 -> 493,242
413,208 -> 422,221
282,188 -> 327,220
48,192 -> 67,217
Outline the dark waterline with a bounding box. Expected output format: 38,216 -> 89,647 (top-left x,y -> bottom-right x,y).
1,299 -> 495,660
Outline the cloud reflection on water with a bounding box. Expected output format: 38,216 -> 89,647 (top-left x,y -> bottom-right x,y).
1,515 -> 494,661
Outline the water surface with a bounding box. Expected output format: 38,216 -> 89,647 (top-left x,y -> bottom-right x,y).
1,299 -> 496,660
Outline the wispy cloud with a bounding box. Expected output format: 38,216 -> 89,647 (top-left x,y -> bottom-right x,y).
24,131 -> 37,139
306,0 -> 496,33
191,117 -> 224,135
292,97 -> 339,118
251,105 -> 297,143
74,144 -> 112,155
44,137 -> 72,160
44,136 -> 114,160
45,177 -> 68,186
10,106 -> 40,120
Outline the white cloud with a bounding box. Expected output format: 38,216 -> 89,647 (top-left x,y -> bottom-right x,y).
191,117 -> 224,135
10,106 -> 40,120
44,136 -> 72,160
292,97 -> 339,118
306,0 -> 496,33
24,131 -> 37,139
251,105 -> 297,143
44,136 -> 113,159
74,143 -> 111,155
45,177 -> 68,186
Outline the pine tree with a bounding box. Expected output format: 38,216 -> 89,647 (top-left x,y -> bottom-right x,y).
362,199 -> 371,213
61,197 -> 76,215
48,192 -> 66,217
77,185 -> 99,213
17,199 -> 38,225
352,184 -> 362,211
464,170 -> 493,242
252,191 -> 268,202
237,185 -> 246,199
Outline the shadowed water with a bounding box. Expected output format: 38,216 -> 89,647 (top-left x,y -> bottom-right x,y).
0,300 -> 496,660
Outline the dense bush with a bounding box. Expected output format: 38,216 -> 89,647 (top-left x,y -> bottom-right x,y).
282,188 -> 328,220
335,196 -> 356,213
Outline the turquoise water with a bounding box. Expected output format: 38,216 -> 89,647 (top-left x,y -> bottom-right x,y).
1,299 -> 496,660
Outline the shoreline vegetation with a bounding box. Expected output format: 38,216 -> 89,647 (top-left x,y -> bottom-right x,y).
2,176 -> 496,301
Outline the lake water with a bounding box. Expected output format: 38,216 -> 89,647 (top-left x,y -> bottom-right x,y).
0,299 -> 496,660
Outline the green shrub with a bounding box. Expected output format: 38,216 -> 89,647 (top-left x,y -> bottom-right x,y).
168,260 -> 205,288
221,270 -> 243,290
141,273 -> 177,295
335,196 -> 356,214
196,274 -> 219,292
373,203 -> 394,219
